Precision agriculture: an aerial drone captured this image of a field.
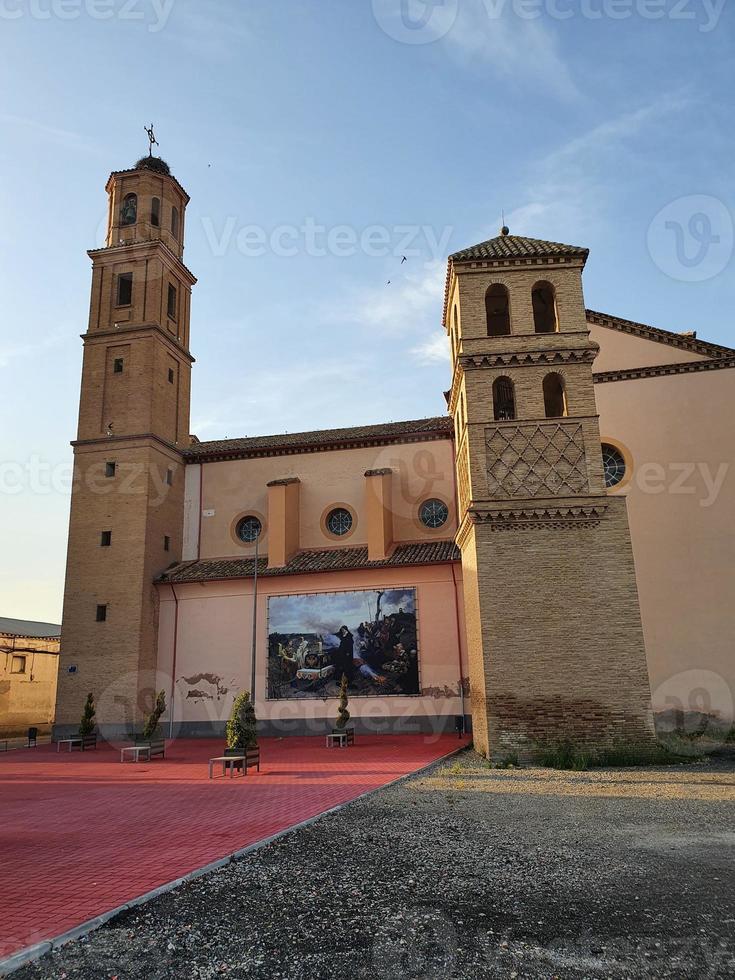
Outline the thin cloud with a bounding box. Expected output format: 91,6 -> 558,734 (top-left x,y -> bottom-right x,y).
442,0 -> 580,102
337,261 -> 446,333
411,333 -> 450,365
0,113 -> 99,153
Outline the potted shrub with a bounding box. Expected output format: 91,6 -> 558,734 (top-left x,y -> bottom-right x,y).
224,692 -> 259,772
332,674 -> 354,744
134,690 -> 167,759
78,692 -> 98,749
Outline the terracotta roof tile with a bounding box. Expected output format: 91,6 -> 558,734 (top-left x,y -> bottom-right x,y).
586,309 -> 735,358
450,234 -> 589,263
185,416 -> 453,462
158,540 -> 460,584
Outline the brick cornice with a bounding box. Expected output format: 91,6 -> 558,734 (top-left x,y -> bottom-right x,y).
71,432 -> 185,458
455,500 -> 609,545
593,356 -> 735,384
586,309 -> 734,359
87,240 -> 197,286
460,346 -> 597,371
82,323 -> 195,362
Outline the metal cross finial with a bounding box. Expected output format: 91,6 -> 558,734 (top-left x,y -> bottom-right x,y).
144,123 -> 159,157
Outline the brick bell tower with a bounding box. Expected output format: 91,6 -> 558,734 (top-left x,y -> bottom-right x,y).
55,150 -> 196,736
446,229 -> 653,758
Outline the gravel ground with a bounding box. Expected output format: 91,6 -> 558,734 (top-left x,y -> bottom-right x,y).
11,749 -> 735,979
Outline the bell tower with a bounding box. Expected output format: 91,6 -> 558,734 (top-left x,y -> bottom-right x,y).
446,229 -> 653,757
55,151 -> 196,736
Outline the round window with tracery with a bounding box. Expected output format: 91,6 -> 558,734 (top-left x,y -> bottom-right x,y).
601,444 -> 626,488
236,515 -> 262,542
419,498 -> 449,529
326,507 -> 353,536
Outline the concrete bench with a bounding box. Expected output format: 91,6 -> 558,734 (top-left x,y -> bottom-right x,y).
326,729 -> 355,748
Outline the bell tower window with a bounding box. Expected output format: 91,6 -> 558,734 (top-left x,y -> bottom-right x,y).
492,376 -> 516,421
485,284 -> 511,336
116,272 -> 133,307
532,281 -> 558,333
151,197 -> 161,227
167,283 -> 178,320
171,206 -> 180,240
543,372 -> 567,418
120,193 -> 137,226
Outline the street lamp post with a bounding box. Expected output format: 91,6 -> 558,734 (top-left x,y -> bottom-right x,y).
250,527 -> 260,704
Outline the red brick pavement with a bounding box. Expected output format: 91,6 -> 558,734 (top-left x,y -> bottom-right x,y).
0,734 -> 464,960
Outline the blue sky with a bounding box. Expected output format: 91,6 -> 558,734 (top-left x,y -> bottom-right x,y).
1,0 -> 733,621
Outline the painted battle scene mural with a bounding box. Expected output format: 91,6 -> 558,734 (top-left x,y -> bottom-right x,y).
267,588 -> 419,699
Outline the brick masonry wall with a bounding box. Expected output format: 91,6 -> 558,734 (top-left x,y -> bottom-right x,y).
55,442 -> 185,731
469,497 -> 654,751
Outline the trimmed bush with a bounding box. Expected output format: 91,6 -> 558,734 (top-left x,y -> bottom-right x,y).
142,690 -> 166,741
226,692 -> 257,750
335,674 -> 350,730
79,693 -> 96,736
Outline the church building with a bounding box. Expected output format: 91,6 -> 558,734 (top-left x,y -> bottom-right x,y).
54,155 -> 735,756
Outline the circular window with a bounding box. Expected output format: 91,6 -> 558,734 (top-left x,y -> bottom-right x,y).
235,515 -> 262,542
601,444 -> 626,488
326,507 -> 353,536
419,498 -> 449,529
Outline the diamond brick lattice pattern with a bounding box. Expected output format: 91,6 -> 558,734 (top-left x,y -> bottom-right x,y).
485,422 -> 589,498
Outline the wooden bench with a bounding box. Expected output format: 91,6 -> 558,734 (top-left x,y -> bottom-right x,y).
56,735 -> 97,752
210,746 -> 260,779
133,737 -> 166,760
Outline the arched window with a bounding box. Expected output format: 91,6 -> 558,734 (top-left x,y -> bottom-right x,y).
485,284 -> 510,336
492,376 -> 516,421
543,372 -> 567,418
171,206 -> 180,240
120,193 -> 137,226
151,197 -> 161,227
532,281 -> 558,333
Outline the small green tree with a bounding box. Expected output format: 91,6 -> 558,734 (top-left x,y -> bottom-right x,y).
79,692 -> 96,736
142,690 -> 166,740
226,691 -> 257,749
335,674 -> 350,730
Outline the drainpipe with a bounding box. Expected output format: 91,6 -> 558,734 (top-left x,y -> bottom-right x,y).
169,584 -> 180,740
449,425 -> 468,734
197,464 -> 204,559
451,561 -> 466,728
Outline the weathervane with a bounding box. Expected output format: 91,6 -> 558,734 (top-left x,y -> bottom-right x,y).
144,123 -> 159,157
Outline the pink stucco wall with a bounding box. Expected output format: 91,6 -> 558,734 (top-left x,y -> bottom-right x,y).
156,563 -> 468,734
597,367 -> 735,722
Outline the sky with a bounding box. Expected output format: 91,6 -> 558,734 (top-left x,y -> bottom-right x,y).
1,0 -> 733,622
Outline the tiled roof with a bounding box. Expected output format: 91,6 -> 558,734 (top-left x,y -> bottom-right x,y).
593,356 -> 735,384
450,235 -> 589,263
586,309 -> 735,358
158,540 -> 460,584
0,617 -> 61,638
185,416 -> 453,462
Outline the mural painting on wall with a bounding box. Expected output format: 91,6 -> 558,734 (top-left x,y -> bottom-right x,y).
267,588 -> 419,699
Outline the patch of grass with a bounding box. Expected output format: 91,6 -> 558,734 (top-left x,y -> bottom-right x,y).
533,739 -> 692,770
492,751 -> 519,769
535,740 -> 594,771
